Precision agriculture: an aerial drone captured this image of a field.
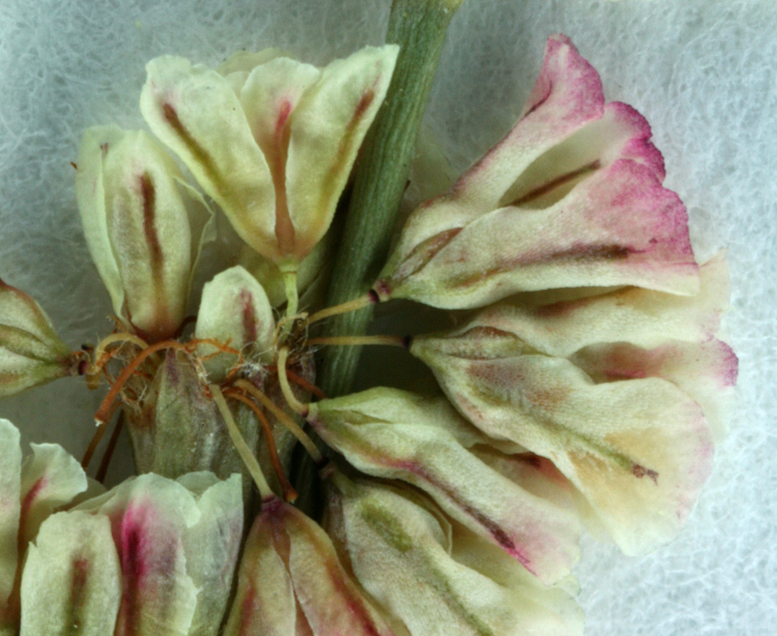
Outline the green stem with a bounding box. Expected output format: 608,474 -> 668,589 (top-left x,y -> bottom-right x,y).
319,0 -> 466,397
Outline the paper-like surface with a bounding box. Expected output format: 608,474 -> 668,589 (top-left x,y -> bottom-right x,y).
0,1 -> 772,634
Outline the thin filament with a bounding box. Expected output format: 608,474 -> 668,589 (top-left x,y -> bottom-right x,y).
81,400 -> 121,469
307,335 -> 406,347
276,347 -> 309,416
94,340 -> 189,425
224,388 -> 298,502
95,414 -> 125,483
210,384 -> 273,499
306,293 -> 373,325
235,379 -> 323,465
284,368 -> 327,400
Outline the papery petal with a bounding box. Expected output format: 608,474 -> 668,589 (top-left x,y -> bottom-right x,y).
141,56 -> 277,260
327,475 -> 579,636
375,35 -> 697,308
571,338 -> 737,441
0,420 -> 21,615
238,58 -> 321,258
19,443 -> 89,546
75,474 -> 202,636
449,524 -> 583,636
285,45 -> 398,261
76,126 -> 207,341
175,473 -> 243,636
469,253 -> 729,358
0,281 -> 77,396
309,389 -> 581,584
412,334 -> 715,555
224,495 -> 396,636
195,266 -> 275,381
217,48 -> 284,91
19,511 -> 121,636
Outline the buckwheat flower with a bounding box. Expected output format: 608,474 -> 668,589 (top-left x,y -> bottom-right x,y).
373,35 -> 699,309
194,265 -> 276,381
71,471 -> 243,636
0,281 -> 83,397
0,418 -> 91,633
75,126 -> 215,342
409,255 -> 736,555
324,471 -> 584,636
140,45 -> 398,272
308,387 -> 581,584
223,493 -> 397,636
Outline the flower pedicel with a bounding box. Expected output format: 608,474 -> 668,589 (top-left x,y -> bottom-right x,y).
0,26 -> 736,636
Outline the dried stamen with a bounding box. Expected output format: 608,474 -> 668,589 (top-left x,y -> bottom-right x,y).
306,335 -> 406,347
81,399 -> 121,469
224,388 -> 298,502
235,379 -> 323,465
210,384 -> 273,500
276,347 -> 309,417
93,340 -> 190,425
95,413 -> 125,483
306,293 -> 374,325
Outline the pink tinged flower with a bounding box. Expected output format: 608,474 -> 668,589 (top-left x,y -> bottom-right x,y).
408,261 -> 733,556
0,420 -> 22,627
19,511 -> 122,636
0,419 -> 90,632
223,494 -> 397,636
73,472 -> 243,636
75,126 -> 215,342
194,266 -> 276,382
140,46 -> 399,268
0,281 -> 81,397
325,473 -> 582,636
373,34 -> 698,309
308,389 -> 582,585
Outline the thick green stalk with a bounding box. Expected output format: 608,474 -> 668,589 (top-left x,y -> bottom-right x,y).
319,0 -> 466,397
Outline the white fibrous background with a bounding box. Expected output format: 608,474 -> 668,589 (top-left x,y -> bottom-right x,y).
0,1 -> 774,634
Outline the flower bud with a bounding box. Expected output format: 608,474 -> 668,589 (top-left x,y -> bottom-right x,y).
0,280 -> 80,397
325,474 -> 582,636
140,46 -> 398,267
126,349 -> 257,495
308,388 -> 581,585
409,256 -> 735,556
194,266 -> 275,381
223,495 -> 396,636
75,126 -> 215,342
374,35 -> 698,309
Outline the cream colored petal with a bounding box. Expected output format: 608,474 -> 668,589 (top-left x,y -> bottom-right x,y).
412,339 -> 715,556
176,473 -> 243,636
75,125 -> 127,317
19,511 -> 121,636
74,474 -> 201,636
328,476 -> 577,636
19,443 -> 88,546
217,48 -> 284,91
463,253 -> 729,359
101,129 -> 195,340
195,266 -> 275,381
310,389 -> 581,585
285,45 -> 398,260
0,420 -> 21,613
141,56 -> 277,260
222,507 -> 297,636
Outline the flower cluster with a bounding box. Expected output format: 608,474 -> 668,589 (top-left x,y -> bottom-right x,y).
0,34 -> 735,636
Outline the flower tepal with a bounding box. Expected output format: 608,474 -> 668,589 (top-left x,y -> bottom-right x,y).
141,45 -> 399,269
374,35 -> 699,309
